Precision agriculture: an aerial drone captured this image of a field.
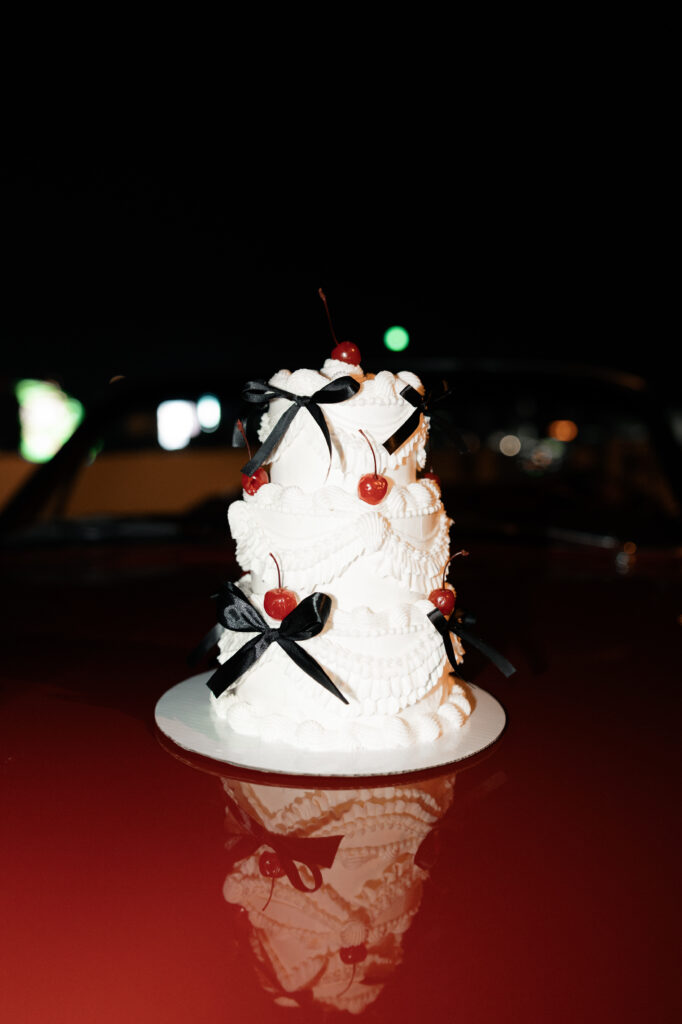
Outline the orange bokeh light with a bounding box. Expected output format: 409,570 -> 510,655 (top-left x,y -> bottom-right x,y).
548,419 -> 578,442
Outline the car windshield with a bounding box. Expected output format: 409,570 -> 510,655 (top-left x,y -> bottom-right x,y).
1,364 -> 680,547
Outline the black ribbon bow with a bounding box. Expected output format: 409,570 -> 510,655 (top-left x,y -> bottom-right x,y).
383,384 -> 468,456
191,581 -> 348,703
223,790 -> 343,893
239,375 -> 361,476
427,607 -> 516,678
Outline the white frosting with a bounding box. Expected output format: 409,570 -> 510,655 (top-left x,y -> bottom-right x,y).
212,362 -> 472,751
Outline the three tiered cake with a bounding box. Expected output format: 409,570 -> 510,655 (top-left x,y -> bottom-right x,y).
207,341 -> 475,753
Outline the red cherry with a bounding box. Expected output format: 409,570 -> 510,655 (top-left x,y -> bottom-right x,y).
241,467 -> 268,495
331,340 -> 362,365
340,944 -> 367,965
263,553 -> 297,620
428,588 -> 456,617
259,850 -> 285,878
357,429 -> 388,505
358,473 -> 388,504
263,588 -> 297,620
422,470 -> 441,488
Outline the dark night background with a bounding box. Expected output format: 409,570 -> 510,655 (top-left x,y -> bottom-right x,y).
1,149 -> 669,416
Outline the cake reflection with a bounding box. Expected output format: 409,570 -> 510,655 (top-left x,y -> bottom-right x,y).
220,771 -> 458,1015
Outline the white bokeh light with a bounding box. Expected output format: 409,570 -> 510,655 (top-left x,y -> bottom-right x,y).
197,394 -> 221,432
499,434 -> 522,457
157,400 -> 200,451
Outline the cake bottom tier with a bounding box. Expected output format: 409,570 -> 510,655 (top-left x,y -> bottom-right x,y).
210,663 -> 472,753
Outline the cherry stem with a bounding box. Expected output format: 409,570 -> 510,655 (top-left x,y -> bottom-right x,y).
318,288 -> 339,346
338,962 -> 357,997
236,418 -> 252,461
269,552 -> 282,589
262,876 -> 275,912
358,429 -> 378,478
442,549 -> 469,588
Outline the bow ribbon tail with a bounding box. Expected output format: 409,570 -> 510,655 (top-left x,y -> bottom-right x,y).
450,624 -> 516,678
278,637 -> 348,704
383,407 -> 421,455
273,833 -> 343,892
206,633 -> 270,697
241,403 -> 300,476
305,401 -> 333,463
428,607 -> 463,670
188,622 -> 224,667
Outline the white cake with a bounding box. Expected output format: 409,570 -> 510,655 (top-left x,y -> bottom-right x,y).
210,356 -> 472,752
221,771 -> 456,1013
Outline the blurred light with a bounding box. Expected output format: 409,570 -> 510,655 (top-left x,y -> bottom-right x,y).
548,419 -> 578,442
623,541 -> 637,555
157,400 -> 200,451
383,325 -> 410,352
109,375 -> 126,384
499,434 -> 521,457
15,379 -> 84,463
197,394 -> 221,432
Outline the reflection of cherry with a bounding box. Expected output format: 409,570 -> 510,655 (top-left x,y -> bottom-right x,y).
259,850 -> 285,878
236,419 -> 268,494
319,288 -> 362,365
357,429 -> 388,505
259,849 -> 286,911
428,550 -> 469,617
339,944 -> 367,964
263,553 -> 297,620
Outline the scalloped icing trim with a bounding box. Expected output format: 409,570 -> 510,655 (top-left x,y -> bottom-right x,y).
214,681 -> 471,751
215,622 -> 456,714
222,777 -> 456,838
228,500 -> 451,595
212,633 -> 471,749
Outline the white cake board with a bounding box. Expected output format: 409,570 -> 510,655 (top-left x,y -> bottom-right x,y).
154,672 -> 506,778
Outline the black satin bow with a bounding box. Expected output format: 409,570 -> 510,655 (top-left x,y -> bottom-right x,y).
223,790 -> 343,892
239,375 -> 361,475
192,581 -> 348,703
383,384 -> 468,456
427,607 -> 516,678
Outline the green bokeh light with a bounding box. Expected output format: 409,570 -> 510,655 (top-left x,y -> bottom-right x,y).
383,325 -> 410,352
15,379 -> 84,463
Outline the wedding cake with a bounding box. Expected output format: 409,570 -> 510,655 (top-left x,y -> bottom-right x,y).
204,329 -> 479,753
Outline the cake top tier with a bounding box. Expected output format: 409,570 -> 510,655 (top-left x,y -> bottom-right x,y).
253,362 -> 430,490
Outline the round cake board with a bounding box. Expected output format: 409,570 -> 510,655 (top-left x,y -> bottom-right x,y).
154,672 -> 506,778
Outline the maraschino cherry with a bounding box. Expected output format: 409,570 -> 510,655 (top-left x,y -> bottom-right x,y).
357,429 -> 388,505
236,419 -> 268,495
428,550 -> 469,617
263,553 -> 298,620
319,288 -> 362,366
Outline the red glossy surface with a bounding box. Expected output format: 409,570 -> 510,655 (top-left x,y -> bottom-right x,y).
357,474 -> 388,505
2,541 -> 681,1022
331,341 -> 362,365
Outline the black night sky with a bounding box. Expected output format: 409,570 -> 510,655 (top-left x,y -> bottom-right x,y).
1,154 -> 666,410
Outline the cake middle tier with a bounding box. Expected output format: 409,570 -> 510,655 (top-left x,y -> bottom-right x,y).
228,479 -> 451,605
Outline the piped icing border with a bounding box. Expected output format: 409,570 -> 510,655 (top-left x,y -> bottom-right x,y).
229,496 -> 451,595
